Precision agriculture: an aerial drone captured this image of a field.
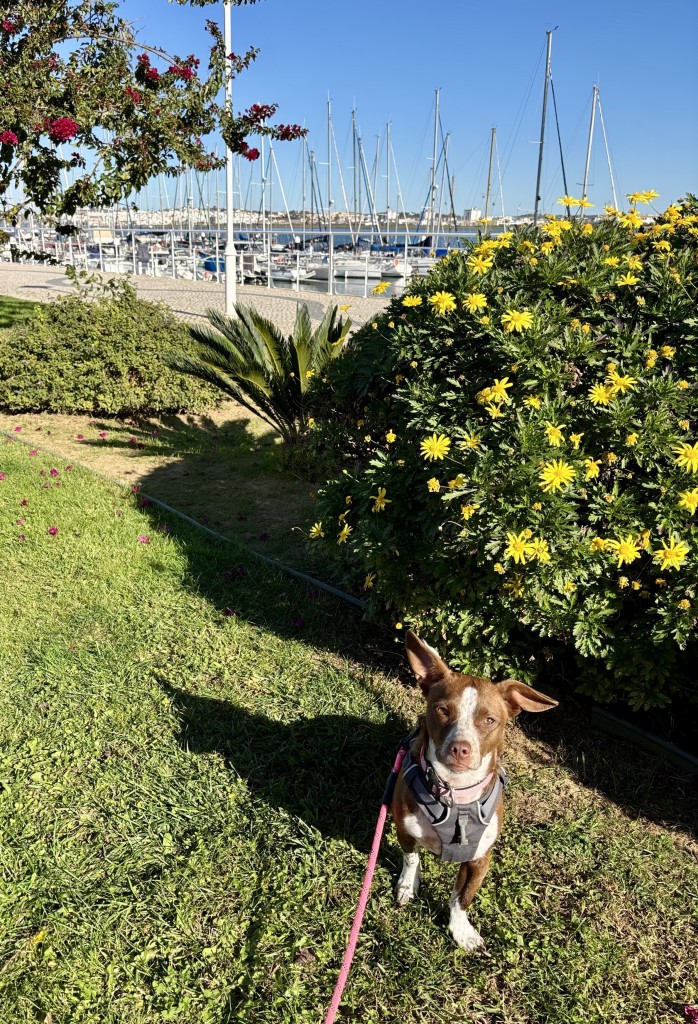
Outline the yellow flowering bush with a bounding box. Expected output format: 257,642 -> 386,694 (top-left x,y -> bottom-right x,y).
311,196 -> 698,709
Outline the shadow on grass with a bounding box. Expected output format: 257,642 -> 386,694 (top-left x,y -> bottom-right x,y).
518,702 -> 698,837
162,682 -> 406,850
80,407 -> 321,567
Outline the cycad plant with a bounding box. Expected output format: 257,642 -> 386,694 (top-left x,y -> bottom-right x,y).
170,302 -> 351,444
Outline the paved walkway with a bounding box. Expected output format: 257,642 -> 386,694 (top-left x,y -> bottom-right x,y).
0,264 -> 389,332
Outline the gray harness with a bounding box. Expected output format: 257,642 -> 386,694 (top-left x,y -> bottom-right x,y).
402,750 -> 507,863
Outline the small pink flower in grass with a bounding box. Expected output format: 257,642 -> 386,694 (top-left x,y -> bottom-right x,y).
0,473 -> 5,481
99,432 -> 108,439
115,509 -> 123,517
132,485 -> 140,493
48,526 -> 58,536
13,426 -> 21,432
49,468 -> 59,477
138,498 -> 150,508
65,465 -> 73,472
18,535 -> 25,542
76,434 -> 84,440
128,436 -> 137,444
29,449 -> 38,456
137,534 -> 151,544
21,499 -> 27,506
684,1009 -> 698,1023
16,518 -> 25,525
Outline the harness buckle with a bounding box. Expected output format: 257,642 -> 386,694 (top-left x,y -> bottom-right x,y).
425,765 -> 453,806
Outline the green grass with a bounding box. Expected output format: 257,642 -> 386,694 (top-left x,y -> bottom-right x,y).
0,437 -> 696,1023
0,294 -> 39,329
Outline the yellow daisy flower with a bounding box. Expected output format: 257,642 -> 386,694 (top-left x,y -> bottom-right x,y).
545,421 -> 565,447
501,309 -> 534,334
402,295 -> 423,307
428,291 -> 457,314
464,292 -> 488,313
539,459 -> 576,493
653,535 -> 689,571
678,488 -> 698,514
606,534 -> 641,567
427,477 -> 441,493
675,442 -> 698,474
584,458 -> 601,480
461,503 -> 481,520
420,433 -> 451,461
309,522 -> 325,539
370,487 -> 391,512
504,531 -> 535,565
337,524 -> 352,544
589,383 -> 613,406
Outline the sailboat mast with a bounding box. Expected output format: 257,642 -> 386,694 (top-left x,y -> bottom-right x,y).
597,91 -> 618,210
327,95 -> 333,293
581,84 -> 598,206
429,88 -> 440,238
533,29 -> 554,226
302,135 -> 307,238
386,121 -> 391,241
484,126 -> 496,230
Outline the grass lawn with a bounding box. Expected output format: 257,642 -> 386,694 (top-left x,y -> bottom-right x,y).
0,405 -> 320,571
0,294 -> 39,329
1,437 -> 697,1024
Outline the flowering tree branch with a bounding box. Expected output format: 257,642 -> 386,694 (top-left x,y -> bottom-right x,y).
0,0 -> 306,219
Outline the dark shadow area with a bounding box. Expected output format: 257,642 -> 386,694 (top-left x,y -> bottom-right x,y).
79,406 -> 322,568
162,681 -> 406,850
515,695 -> 698,837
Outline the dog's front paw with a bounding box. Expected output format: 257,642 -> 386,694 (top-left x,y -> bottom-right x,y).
448,904 -> 485,952
396,855 -> 420,905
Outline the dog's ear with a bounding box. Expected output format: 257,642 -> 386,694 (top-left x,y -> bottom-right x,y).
405,630 -> 449,694
498,679 -> 559,718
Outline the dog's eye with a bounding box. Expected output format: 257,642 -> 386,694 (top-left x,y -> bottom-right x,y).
435,705 -> 449,720
485,716 -> 497,726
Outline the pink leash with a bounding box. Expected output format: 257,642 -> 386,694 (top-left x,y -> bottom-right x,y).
322,745 -> 408,1024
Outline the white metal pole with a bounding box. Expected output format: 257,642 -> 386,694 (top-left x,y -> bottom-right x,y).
581,85 -> 598,207
224,0 -> 237,314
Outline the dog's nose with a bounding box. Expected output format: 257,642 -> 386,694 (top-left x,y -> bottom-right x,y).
449,741 -> 471,761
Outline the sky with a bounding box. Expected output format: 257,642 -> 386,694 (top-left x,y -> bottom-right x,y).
118,0 -> 698,217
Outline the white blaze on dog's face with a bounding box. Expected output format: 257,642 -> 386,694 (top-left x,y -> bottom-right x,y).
405,630 -> 558,774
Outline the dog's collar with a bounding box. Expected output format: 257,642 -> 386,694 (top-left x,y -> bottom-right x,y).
418,744 -> 494,806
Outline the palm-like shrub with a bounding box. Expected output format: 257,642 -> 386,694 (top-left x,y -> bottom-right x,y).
171,302 -> 351,444
312,195 -> 698,709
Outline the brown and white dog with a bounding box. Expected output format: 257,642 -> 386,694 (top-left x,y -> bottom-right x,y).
392,630 -> 558,951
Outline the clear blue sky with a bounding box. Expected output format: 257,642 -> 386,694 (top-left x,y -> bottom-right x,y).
119,0 -> 698,216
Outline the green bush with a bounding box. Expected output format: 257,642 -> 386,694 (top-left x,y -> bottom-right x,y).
312,195 -> 698,709
0,280 -> 220,416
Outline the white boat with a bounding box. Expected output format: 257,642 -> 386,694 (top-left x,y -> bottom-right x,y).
312,256 -> 382,280
380,258 -> 413,278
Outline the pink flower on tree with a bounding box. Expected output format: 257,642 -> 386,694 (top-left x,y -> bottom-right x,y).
47,117 -> 79,143
0,130 -> 18,146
